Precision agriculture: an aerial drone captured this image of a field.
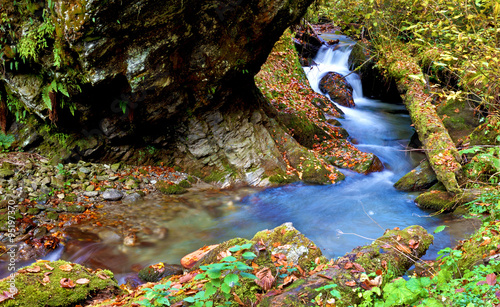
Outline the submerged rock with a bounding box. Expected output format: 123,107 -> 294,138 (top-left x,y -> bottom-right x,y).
101,189 -> 123,201
319,72 -> 355,108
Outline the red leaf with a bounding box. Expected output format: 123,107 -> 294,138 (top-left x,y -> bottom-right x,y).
345,281 -> 356,287
0,291 -> 15,303
487,273 -> 497,286
455,288 -> 465,293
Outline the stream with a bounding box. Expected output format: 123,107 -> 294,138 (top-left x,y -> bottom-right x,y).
13,36 -> 479,283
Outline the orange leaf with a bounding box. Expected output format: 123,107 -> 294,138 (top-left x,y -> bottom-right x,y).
60,278 -> 75,288
76,278 -> 90,285
27,266 -> 41,273
59,264 -> 73,272
345,281 -> 356,287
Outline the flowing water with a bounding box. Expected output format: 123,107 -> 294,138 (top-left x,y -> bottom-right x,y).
3,36 -> 479,282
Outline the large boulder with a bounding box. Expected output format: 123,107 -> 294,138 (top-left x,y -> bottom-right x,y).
1,0 -> 315,187
394,159 -> 438,191
319,72 -> 355,107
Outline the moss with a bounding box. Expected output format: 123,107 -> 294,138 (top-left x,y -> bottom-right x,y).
268,173 -> 298,184
156,181 -> 187,195
414,190 -> 455,212
0,260 -> 120,307
204,171 -> 227,183
177,179 -> 192,188
394,159 -> 438,191
187,175 -> 196,183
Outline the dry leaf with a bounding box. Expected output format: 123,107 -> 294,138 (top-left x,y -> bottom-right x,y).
42,273 -> 51,285
60,278 -> 75,288
97,272 -> 110,280
381,244 -> 392,249
353,263 -> 365,272
76,278 -> 90,285
480,237 -> 492,247
381,260 -> 388,270
376,269 -> 383,276
59,264 -> 73,272
27,266 -> 41,273
233,292 -> 245,306
179,273 -> 197,284
396,235 -> 402,241
255,268 -> 275,291
344,262 -> 353,269
44,263 -> 54,271
280,275 -> 297,288
345,281 -> 356,287
409,239 -> 420,249
0,291 -> 14,303
396,244 -> 412,254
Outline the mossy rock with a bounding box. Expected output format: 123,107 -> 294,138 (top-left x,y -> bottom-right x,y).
138,263 -> 183,283
277,112 -> 330,149
251,222 -> 326,270
177,179 -> 192,188
414,190 -> 455,212
394,159 -> 438,191
0,260 -> 120,307
155,180 -> 187,195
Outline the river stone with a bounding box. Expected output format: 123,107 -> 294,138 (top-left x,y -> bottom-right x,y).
83,191 -> 99,197
394,159 -> 438,191
414,190 -> 455,212
86,185 -> 95,192
102,189 -> 123,201
122,192 -> 142,204
319,72 -> 355,108
79,167 -> 91,174
111,163 -> 121,172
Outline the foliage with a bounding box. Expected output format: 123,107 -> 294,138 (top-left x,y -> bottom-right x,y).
465,191 -> 500,222
0,133 -> 15,151
17,20 -> 55,62
139,281 -> 178,307
183,244 -> 257,307
461,145 -> 500,185
312,283 -> 341,305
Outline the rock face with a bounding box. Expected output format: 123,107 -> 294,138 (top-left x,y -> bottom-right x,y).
319,72 -> 355,107
1,0 -> 314,186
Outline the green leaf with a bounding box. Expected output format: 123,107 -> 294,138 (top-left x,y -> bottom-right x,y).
57,83 -> 69,97
42,87 -> 52,110
221,282 -> 231,294
207,269 -> 221,279
221,256 -> 236,262
242,251 -> 257,260
224,273 -> 239,285
183,297 -> 195,303
434,225 -> 447,233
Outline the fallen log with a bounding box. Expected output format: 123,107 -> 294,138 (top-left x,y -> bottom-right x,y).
381,46 -> 462,194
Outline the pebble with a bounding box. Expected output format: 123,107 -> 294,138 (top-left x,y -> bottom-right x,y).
83,191 -> 99,197
122,193 -> 142,204
102,189 -> 123,201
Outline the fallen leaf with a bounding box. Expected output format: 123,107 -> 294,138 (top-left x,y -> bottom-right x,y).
27,266 -> 41,273
487,273 -> 497,286
233,292 -> 245,306
179,273 -> 197,283
0,291 -> 15,303
396,235 -> 402,241
44,263 -> 54,271
59,264 -> 73,272
353,263 -> 365,272
60,278 -> 75,288
480,237 -> 492,247
76,278 -> 90,285
376,269 -> 383,276
255,268 -> 274,291
344,262 -> 353,270
42,273 -> 51,285
97,272 -> 110,280
345,281 -> 356,287
381,260 -> 388,270
279,275 -> 298,288
409,239 -> 420,249
396,244 -> 412,254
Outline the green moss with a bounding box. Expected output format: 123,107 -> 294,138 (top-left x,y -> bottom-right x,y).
414,190 -> 455,212
177,179 -> 192,188
155,180 -> 187,195
268,173 -> 297,184
0,260 -> 119,307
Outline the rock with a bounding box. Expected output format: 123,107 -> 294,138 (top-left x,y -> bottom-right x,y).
102,189 -> 123,201
138,263 -> 184,283
111,163 -> 121,172
124,179 -> 136,188
0,168 -> 14,179
394,159 -> 438,191
415,190 -> 455,212
319,72 -> 355,108
67,204 -> 86,213
86,185 -> 95,192
0,260 -> 120,306
83,191 -> 99,197
155,181 -> 187,195
98,229 -> 122,243
77,172 -> 87,180
181,245 -> 219,269
122,193 -> 142,204
79,167 -> 91,174
45,212 -> 59,220
123,233 -> 138,246
263,225 -> 433,306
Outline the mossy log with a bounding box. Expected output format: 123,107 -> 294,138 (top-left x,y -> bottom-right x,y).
381,47 -> 462,194
261,225 -> 433,307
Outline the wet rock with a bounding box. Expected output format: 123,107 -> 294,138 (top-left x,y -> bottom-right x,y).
394,159 -> 438,191
122,192 -> 142,204
79,167 -> 91,174
102,189 -> 123,201
319,72 -> 355,108
123,232 -> 138,246
67,204 -> 86,213
138,263 -> 184,283
85,185 -> 95,192
111,163 -> 121,172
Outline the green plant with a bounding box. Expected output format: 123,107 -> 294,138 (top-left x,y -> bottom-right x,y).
312,283 -> 341,306
56,163 -> 70,176
139,280 -> 178,307
183,243 -> 257,306
465,192 -> 500,222
0,133 -> 15,151
17,19 -> 55,62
